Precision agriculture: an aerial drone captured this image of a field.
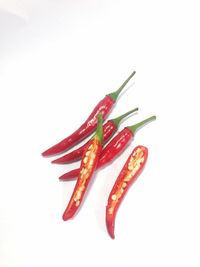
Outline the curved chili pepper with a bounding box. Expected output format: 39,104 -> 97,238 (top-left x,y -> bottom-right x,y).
62,113 -> 103,221
52,107 -> 138,164
42,71 -> 136,157
106,145 -> 148,239
59,116 -> 156,181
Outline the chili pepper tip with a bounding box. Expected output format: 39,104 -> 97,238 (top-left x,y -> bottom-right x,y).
106,219 -> 115,239
62,211 -> 72,221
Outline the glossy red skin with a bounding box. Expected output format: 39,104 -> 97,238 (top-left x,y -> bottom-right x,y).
106,146 -> 148,239
59,128 -> 134,180
52,120 -> 117,164
42,96 -> 113,156
97,128 -> 133,168
62,138 -> 102,221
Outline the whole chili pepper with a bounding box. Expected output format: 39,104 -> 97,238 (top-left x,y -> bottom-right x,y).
106,145 -> 148,239
59,116 -> 156,181
52,107 -> 138,164
62,113 -> 103,221
42,71 -> 136,157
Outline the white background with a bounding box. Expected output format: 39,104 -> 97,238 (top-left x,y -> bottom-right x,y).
0,1 -> 200,266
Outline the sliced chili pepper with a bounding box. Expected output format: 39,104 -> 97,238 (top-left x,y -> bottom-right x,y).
106,145 -> 148,239
59,116 -> 156,181
42,71 -> 136,157
62,113 -> 103,221
52,107 -> 138,164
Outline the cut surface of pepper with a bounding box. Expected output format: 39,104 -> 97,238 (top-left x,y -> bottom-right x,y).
42,71 -> 136,157
59,116 -> 156,181
106,145 -> 148,239
62,113 -> 103,221
52,107 -> 138,164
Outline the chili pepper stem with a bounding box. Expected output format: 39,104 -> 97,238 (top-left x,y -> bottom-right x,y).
127,116 -> 156,133
107,71 -> 136,102
112,107 -> 138,128
95,113 -> 103,143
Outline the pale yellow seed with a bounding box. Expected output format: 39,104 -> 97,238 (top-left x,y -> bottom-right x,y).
129,156 -> 134,163
79,185 -> 85,192
76,191 -> 81,200
84,173 -> 89,180
122,182 -> 127,188
120,188 -> 124,194
80,168 -> 88,178
124,174 -> 132,182
85,151 -> 91,156
131,170 -> 137,178
88,159 -> 94,167
135,164 -> 140,171
140,157 -> 145,163
90,152 -> 96,158
136,148 -> 142,154
83,157 -> 88,164
75,200 -> 80,207
108,208 -> 113,214
111,194 -> 117,201
128,164 -> 134,171
88,144 -> 93,150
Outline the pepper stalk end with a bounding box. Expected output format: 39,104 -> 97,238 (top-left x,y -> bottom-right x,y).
112,107 -> 139,128
127,115 -> 156,133
107,70 -> 136,102
95,113 -> 104,144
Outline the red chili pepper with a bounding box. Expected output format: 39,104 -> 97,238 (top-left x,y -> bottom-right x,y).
52,107 -> 138,164
62,113 -> 103,221
106,145 -> 148,239
59,116 -> 156,181
42,71 -> 136,157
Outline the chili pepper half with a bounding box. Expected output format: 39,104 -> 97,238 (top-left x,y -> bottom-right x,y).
52,107 -> 138,164
62,113 -> 103,221
59,116 -> 156,181
106,145 -> 148,239
42,71 -> 136,157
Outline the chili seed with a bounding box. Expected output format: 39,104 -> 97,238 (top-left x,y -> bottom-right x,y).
111,194 -> 117,201
75,201 -> 80,207
76,191 -> 81,200
108,207 -> 113,214
124,174 -> 131,182
88,159 -> 94,167
79,185 -> 85,191
83,157 -> 88,164
80,168 -> 88,177
88,144 -> 93,150
85,151 -> 91,156
122,182 -> 127,188
128,164 -> 134,171
140,157 -> 144,163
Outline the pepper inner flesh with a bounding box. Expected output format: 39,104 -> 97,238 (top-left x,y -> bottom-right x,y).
73,140 -> 99,207
108,147 -> 145,215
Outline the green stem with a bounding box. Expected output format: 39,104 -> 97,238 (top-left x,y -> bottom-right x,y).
95,113 -> 103,143
107,71 -> 136,102
127,116 -> 156,133
111,107 -> 138,128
